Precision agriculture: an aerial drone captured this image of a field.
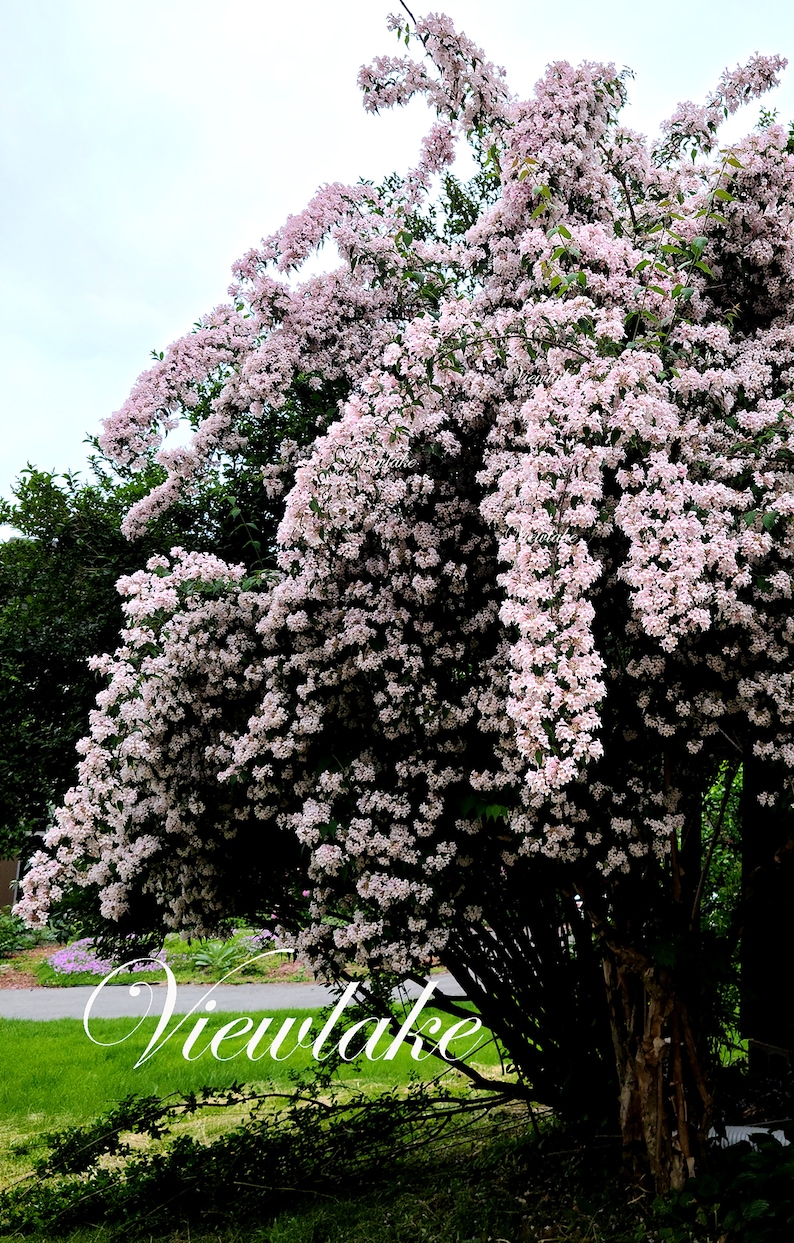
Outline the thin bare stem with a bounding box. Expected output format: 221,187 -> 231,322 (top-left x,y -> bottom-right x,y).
398,0 -> 418,25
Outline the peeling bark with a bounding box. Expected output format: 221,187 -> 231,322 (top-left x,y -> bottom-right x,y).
604,947 -> 713,1193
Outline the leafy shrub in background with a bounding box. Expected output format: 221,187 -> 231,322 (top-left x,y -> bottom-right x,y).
653,1126 -> 794,1242
0,910 -> 54,959
192,939 -> 246,973
193,929 -> 277,973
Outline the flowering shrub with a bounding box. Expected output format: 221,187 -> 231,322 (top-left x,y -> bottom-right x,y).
16,9 -> 794,1189
0,910 -> 54,958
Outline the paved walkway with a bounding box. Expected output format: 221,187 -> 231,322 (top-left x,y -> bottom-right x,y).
0,973 -> 465,1020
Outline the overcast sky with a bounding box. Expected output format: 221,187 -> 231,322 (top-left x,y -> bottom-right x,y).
2,0 -> 794,501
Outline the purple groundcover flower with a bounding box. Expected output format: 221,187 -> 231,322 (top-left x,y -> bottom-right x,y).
48,938 -> 168,976
48,939 -> 113,976
243,929 -> 275,951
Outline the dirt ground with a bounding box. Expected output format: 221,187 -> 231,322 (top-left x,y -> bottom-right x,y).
0,945 -> 54,988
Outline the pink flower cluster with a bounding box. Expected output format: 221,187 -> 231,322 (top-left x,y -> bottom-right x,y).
17,13 -> 794,974
660,53 -> 786,154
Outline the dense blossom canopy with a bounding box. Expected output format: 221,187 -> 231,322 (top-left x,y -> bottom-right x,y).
19,13 -> 794,985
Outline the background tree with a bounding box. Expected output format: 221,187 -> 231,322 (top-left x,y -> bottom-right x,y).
0,369 -> 325,862
16,10 -> 794,1193
0,464 -> 170,861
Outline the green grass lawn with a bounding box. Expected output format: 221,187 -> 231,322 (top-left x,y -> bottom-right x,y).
0,1003 -> 499,1124
0,1001 -> 515,1242
0,1007 -> 777,1243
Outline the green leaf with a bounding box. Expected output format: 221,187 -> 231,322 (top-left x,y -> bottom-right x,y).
485,803 -> 510,822
744,1199 -> 771,1219
713,187 -> 735,202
